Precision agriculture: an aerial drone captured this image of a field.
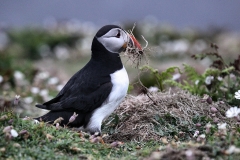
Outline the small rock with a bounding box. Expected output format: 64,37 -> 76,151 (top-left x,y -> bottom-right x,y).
3,126 -> 13,133
46,134 -> 54,140
5,132 -> 12,140
174,135 -> 178,141
171,140 -> 177,147
19,130 -> 28,135
206,97 -> 212,104
110,141 -> 124,148
90,137 -> 99,143
8,119 -> 13,124
149,151 -> 162,160
0,115 -> 8,121
110,141 -> 118,147
161,137 -> 168,144
213,117 -> 219,123
13,143 -> 21,148
195,123 -> 201,127
70,146 -> 81,153
0,147 -> 6,152
210,106 -> 218,113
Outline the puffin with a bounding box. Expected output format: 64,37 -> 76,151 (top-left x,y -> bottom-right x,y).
35,25 -> 141,134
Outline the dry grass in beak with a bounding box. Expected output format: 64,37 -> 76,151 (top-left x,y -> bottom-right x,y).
122,24 -> 150,68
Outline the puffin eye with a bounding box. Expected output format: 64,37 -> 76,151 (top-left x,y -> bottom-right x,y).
115,31 -> 121,38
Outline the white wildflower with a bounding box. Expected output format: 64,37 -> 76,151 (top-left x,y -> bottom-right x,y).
37,71 -> 50,80
79,37 -> 92,52
31,87 -> 40,94
33,120 -> 39,124
205,123 -> 212,134
39,89 -> 49,97
206,123 -> 212,129
48,77 -> 59,85
15,95 -> 20,99
54,45 -> 70,60
199,134 -> 205,139
230,73 -> 236,79
205,76 -> 214,85
235,90 -> 240,100
172,73 -> 181,81
217,123 -> 227,130
0,75 -> 3,83
217,76 -> 223,81
148,86 -> 159,93
24,97 -> 33,104
195,80 -> 199,85
196,134 -> 206,142
193,130 -> 199,137
56,84 -> 64,91
14,71 -> 25,80
226,106 -> 240,118
161,39 -> 189,54
22,116 -> 30,120
14,95 -> 21,105
10,129 -> 18,137
43,96 -> 53,102
225,145 -> 240,154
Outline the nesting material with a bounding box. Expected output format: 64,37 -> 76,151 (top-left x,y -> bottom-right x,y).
103,90 -> 230,142
122,24 -> 150,68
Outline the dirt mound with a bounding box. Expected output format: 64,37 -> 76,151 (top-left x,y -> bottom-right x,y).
103,89 -> 230,142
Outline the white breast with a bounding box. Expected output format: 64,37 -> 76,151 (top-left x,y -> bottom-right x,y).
86,67 -> 129,132
108,67 -> 129,103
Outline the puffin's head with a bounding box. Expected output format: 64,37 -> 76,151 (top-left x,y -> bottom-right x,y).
92,25 -> 141,54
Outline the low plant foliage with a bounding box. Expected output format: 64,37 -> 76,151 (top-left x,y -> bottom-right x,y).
141,44 -> 240,105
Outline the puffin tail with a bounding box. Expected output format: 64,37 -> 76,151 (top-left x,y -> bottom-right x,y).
35,104 -> 47,109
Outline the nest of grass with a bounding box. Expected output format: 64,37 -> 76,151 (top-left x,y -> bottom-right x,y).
103,89 -> 230,143
122,24 -> 150,68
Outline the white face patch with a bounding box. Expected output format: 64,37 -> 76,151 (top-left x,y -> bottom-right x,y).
97,28 -> 129,53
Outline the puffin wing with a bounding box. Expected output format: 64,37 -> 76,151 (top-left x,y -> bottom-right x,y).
36,81 -> 112,112
36,67 -> 113,113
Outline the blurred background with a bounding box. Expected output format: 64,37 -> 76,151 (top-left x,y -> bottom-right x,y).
0,1 -> 240,116
1,1 -> 240,30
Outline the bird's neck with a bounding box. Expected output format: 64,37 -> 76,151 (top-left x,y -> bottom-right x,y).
91,51 -> 123,71
90,37 -> 123,72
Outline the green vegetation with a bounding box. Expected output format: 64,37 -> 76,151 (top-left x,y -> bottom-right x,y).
7,28 -> 81,60
0,111 -> 159,159
1,109 -> 240,159
142,46 -> 240,106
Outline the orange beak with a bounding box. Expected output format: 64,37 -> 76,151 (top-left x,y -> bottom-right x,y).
129,34 -> 142,50
122,42 -> 128,49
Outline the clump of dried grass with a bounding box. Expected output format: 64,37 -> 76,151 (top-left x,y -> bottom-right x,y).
122,24 -> 150,68
103,89 -> 230,143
